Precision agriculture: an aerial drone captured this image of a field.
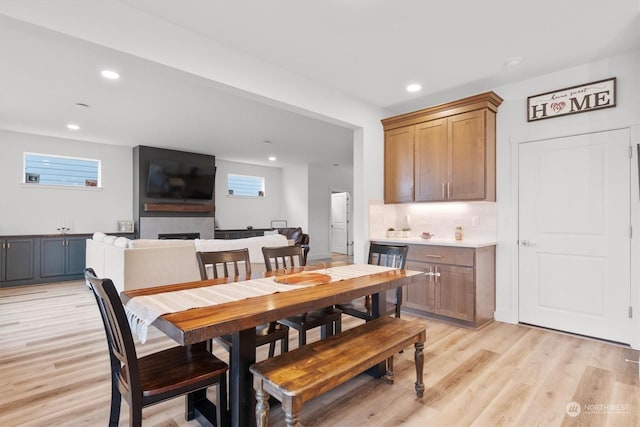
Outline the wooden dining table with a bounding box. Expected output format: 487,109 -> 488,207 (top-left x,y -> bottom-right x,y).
121,263 -> 426,427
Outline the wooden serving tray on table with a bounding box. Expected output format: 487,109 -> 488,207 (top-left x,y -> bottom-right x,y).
273,272 -> 331,285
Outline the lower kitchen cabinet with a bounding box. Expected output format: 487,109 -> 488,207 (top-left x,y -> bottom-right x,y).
41,236 -> 87,278
404,244 -> 495,327
0,234 -> 89,287
1,238 -> 35,282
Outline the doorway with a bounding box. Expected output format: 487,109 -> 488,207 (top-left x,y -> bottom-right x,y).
330,192 -> 351,255
518,129 -> 631,344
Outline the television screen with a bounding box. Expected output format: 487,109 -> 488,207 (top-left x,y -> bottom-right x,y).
146,161 -> 214,200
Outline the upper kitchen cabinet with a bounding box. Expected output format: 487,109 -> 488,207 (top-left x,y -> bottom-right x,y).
382,91 -> 502,203
384,126 -> 415,203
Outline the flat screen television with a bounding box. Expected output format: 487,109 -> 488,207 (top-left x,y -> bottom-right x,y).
146,161 -> 215,200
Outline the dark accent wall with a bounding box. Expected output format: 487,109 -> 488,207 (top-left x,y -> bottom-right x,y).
133,145 -> 215,229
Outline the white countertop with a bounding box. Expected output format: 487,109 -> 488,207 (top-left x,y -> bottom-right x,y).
371,236 -> 496,248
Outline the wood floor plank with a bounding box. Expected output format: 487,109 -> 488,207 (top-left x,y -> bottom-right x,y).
561,366 -> 616,427
1,280 -> 640,426
421,348 -> 499,408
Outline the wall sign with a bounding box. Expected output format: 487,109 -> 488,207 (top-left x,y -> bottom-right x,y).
527,77 -> 616,122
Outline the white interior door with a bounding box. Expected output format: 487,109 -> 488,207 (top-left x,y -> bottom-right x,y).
518,129 -> 631,344
330,192 -> 349,254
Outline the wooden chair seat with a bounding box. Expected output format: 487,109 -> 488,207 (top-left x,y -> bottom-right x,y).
275,308 -> 342,337
215,323 -> 289,356
133,344 -> 228,403
336,297 -> 398,321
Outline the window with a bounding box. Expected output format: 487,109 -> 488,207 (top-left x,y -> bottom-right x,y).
24,153 -> 101,188
227,173 -> 265,197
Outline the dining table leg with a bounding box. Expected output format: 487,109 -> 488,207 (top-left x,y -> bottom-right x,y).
370,291 -> 386,377
231,327 -> 257,427
371,291 -> 381,318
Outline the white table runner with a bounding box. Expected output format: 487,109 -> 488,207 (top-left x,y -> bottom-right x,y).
125,264 -> 394,343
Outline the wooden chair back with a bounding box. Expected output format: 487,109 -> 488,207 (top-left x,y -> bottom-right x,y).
196,248 -> 251,279
85,268 -> 140,406
262,245 -> 306,271
368,243 -> 408,269
369,243 -> 409,318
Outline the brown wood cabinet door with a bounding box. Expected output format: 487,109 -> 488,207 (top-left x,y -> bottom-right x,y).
434,264 -> 474,321
448,110 -> 486,200
404,261 -> 435,312
415,118 -> 447,201
384,126 -> 414,203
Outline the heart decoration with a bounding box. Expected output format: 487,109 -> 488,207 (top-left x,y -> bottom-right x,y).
551,102 -> 566,113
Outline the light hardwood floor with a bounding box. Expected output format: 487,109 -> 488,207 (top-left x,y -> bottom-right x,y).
1,280 -> 639,427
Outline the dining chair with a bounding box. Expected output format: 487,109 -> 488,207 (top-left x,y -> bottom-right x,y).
262,245 -> 342,347
195,249 -> 289,358
84,268 -> 228,427
336,243 -> 409,321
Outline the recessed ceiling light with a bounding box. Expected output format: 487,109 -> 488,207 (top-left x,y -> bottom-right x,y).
67,123 -> 80,130
101,69 -> 120,80
268,156 -> 276,161
406,83 -> 422,93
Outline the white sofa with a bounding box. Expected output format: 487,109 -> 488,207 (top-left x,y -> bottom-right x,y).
86,232 -> 290,292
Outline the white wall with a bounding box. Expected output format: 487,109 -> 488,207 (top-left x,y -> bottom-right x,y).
307,164 -> 354,261
282,164 -> 309,232
214,159 -> 283,230
491,50 -> 640,330
0,130 -> 132,235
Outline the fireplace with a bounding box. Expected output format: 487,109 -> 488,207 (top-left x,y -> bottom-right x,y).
138,217 -> 215,239
158,232 -> 200,240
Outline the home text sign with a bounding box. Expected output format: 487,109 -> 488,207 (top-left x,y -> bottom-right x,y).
527,77 -> 616,122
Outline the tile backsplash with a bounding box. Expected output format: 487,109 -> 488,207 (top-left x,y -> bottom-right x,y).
369,200 -> 496,241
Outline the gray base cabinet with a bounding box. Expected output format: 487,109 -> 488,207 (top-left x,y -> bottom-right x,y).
1,239 -> 35,282
41,236 -> 87,278
0,234 -> 88,288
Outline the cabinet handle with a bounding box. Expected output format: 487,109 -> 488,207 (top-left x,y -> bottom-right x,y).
447,182 -> 451,199
425,254 -> 442,259
442,183 -> 445,199
6,242 -> 9,249
434,266 -> 441,280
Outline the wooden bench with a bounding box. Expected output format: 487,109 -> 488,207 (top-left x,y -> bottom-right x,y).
249,316 -> 426,427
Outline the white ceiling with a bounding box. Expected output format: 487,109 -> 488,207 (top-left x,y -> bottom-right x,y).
1,1 -> 638,167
